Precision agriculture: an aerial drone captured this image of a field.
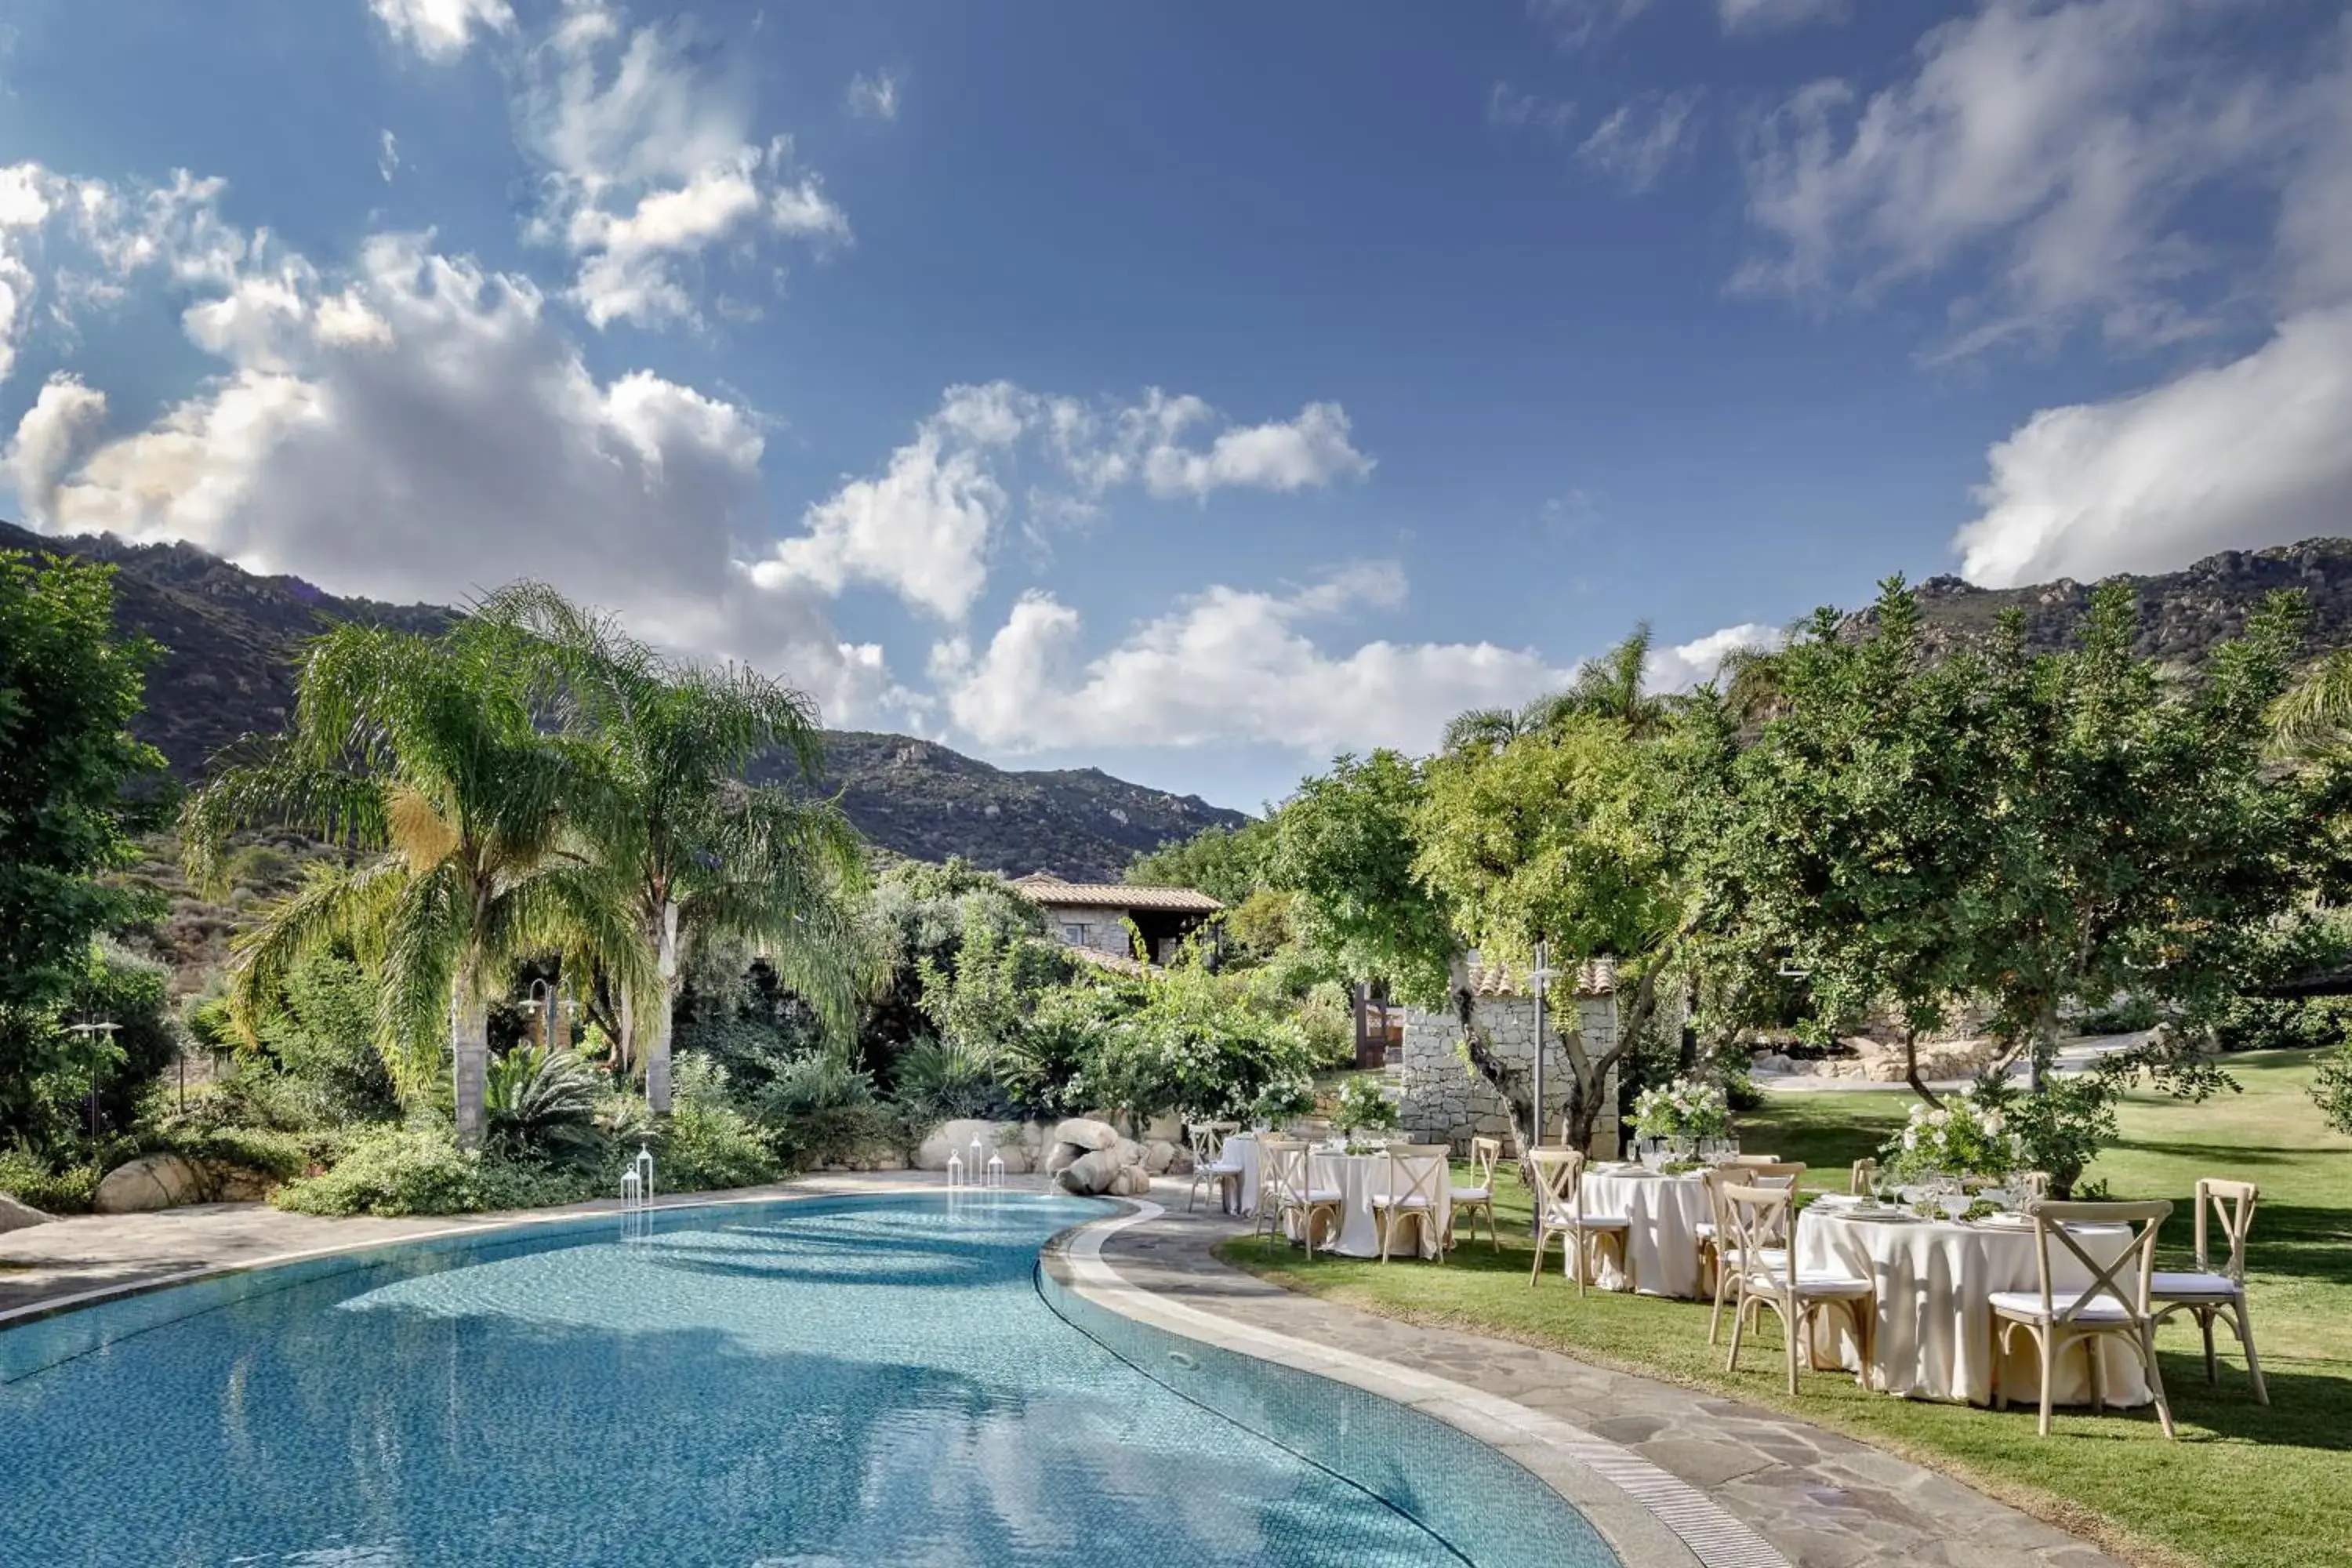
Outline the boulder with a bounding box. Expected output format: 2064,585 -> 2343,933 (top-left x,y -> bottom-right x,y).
93,1153 -> 205,1214
1142,1140 -> 1178,1175
1055,1148 -> 1123,1196
210,1167 -> 274,1203
871,1151 -> 906,1172
0,1192 -> 51,1232
1109,1165 -> 1152,1197
1044,1141 -> 1087,1177
1142,1112 -> 1183,1144
1051,1117 -> 1119,1153
1112,1137 -> 1145,1171
915,1118 -> 1007,1173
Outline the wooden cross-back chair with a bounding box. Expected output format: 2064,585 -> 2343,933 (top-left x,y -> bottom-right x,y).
2150,1178 -> 2268,1403
1527,1148 -> 1631,1295
1989,1199 -> 2177,1439
1719,1181 -> 1875,1396
1370,1145 -> 1450,1262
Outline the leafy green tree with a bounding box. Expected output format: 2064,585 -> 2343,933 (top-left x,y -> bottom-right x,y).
1711,580 -> 1991,1098
1270,750 -> 1454,1006
1413,715 -> 1693,1152
1123,818 -> 1276,904
182,619 -> 649,1148
473,585 -> 871,1114
0,550 -> 168,1147
1965,584 -> 2307,1083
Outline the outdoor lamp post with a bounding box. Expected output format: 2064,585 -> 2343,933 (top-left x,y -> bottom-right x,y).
528,978 -> 558,1054
66,1019 -> 119,1138
1528,942 -> 1559,1150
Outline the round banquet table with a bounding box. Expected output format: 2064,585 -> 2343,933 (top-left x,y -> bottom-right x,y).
1577,1165 -> 1713,1298
1795,1200 -> 2151,1406
1221,1133 -> 1263,1217
1282,1150 -> 1450,1259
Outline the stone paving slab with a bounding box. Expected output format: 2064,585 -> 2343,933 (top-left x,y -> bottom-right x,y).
1094,1189 -> 2129,1568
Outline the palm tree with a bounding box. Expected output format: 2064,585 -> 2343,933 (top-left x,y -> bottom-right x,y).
475,585 -> 872,1113
2270,649 -> 2352,759
182,620 -> 648,1149
1442,624 -> 1671,756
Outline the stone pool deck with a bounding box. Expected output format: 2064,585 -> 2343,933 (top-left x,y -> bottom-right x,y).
1,1175 -> 2126,1568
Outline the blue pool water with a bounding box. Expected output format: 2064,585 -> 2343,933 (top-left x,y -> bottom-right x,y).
0,1192 -> 1618,1566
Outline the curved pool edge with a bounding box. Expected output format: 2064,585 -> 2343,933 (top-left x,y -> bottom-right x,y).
1041,1200 -> 1791,1568
0,1176 -> 957,1349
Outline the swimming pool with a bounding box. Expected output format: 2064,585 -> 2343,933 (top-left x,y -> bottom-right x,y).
0,1191 -> 1619,1566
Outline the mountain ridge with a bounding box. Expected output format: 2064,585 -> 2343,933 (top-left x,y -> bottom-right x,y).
0,521 -> 1247,881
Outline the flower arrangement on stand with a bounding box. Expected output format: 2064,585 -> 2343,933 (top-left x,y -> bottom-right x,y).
1878,1084 -> 2026,1185
1330,1076 -> 1401,1150
1249,1073 -> 1316,1131
1627,1076 -> 1730,1146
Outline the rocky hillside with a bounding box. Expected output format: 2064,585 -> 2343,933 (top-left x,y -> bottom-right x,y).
1882,539 -> 2352,668
1,521 -> 1245,880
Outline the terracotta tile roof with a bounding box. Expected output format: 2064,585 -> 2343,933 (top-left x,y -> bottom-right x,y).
1465,954 -> 1618,998
1007,873 -> 1223,914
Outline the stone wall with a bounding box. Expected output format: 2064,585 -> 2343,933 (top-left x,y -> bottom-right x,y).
1040,904 -> 1139,959
1399,994 -> 1622,1158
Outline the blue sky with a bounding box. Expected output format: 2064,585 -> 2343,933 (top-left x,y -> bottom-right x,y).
2,0 -> 2347,811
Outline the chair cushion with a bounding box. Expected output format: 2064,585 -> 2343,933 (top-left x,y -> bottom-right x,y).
1787,1272 -> 1873,1298
2151,1271 -> 2241,1300
1693,1220 -> 1717,1239
1987,1290 -> 2139,1323
1450,1185 -> 1492,1203
1302,1187 -> 1345,1203
1374,1194 -> 1433,1208
1544,1208 -> 1631,1230
1721,1247 -> 1788,1270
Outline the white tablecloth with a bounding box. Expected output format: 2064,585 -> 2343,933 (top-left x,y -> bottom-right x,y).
1282,1151 -> 1450,1259
1578,1166 -> 1713,1298
1222,1134 -> 1262,1217
1796,1203 -> 2151,1406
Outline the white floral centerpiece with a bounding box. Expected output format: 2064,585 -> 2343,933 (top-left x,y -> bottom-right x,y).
1878,1085 -> 2025,1184
1627,1076 -> 1730,1145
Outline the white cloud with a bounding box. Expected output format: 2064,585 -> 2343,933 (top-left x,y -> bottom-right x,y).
1953,306 -> 2352,588
1719,0 -> 1846,33
368,0 -> 514,63
751,383 -> 1374,622
935,568 -> 1570,754
27,205 -> 891,719
1734,0 -> 2311,356
1528,0 -> 1653,51
845,71 -> 901,122
1644,622 -> 1784,691
1577,89 -> 1704,192
378,130 -> 401,183
4,372 -> 108,524
516,3 -> 848,329
1488,82 -> 1576,137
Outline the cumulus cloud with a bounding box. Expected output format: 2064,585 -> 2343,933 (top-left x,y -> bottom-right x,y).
1577,89 -> 1704,192
1734,0 -> 2317,357
935,568 -> 1570,754
378,130 -> 401,183
18,182 -> 890,717
845,71 -> 901,122
1644,622 -> 1784,691
751,383 -> 1374,622
515,2 -> 848,329
1953,306 -> 2352,588
4,373 -> 108,524
368,0 -> 515,63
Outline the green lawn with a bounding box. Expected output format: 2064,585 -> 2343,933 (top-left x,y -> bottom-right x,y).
1218,1050 -> 2351,1568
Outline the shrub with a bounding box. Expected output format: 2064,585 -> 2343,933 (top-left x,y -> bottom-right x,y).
485,1047 -> 604,1168
2314,1044 -> 2352,1137
258,953 -> 401,1123
1972,1073 -> 2120,1198
1087,965 -> 1320,1122
0,1146 -> 103,1214
893,1037 -> 1007,1123
272,1123 -> 597,1217
2212,995 -> 2352,1054
653,1058 -> 781,1192
765,1102 -> 900,1171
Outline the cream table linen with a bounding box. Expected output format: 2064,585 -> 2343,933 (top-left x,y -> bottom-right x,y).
1284,1151 -> 1450,1259
1222,1133 -> 1263,1217
1796,1203 -> 2151,1406
1577,1165 -> 1713,1298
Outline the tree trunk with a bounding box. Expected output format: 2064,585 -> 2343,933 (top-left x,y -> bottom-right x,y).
1449,953 -> 1535,1158
648,900 -> 680,1116
617,989 -> 636,1077
452,987 -> 490,1152
1904,1026 -> 1944,1107
2030,1000 -> 2060,1093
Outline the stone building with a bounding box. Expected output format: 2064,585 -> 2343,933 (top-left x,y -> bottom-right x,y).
1399,955 -> 1629,1158
1007,873 -> 1222,966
